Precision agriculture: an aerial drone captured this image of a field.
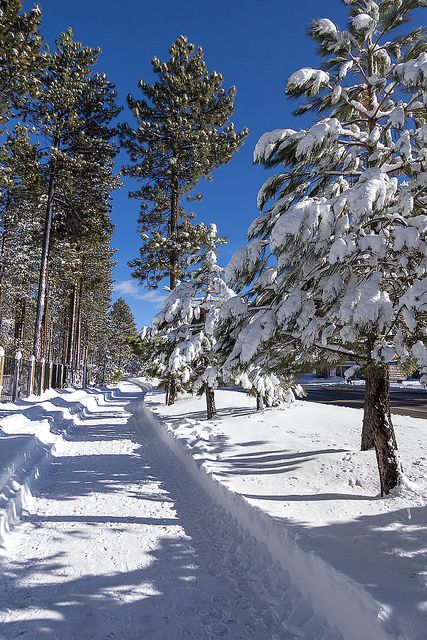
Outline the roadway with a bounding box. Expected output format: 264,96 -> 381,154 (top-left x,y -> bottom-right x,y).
302,384 -> 427,419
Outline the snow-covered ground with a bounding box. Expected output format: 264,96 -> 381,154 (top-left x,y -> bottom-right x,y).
1,381 -> 426,640
1,381 -> 330,640
144,388 -> 427,640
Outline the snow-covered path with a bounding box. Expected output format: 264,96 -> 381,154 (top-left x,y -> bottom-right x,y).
0,382 -> 291,640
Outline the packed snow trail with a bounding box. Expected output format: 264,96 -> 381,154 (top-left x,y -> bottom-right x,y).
0,382 -> 300,640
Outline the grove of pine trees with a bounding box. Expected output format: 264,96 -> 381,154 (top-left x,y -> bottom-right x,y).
0,4 -> 135,383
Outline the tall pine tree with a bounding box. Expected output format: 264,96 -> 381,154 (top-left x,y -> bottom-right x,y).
120,35 -> 248,291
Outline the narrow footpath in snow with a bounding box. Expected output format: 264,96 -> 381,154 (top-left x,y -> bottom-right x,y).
0,381 -> 316,640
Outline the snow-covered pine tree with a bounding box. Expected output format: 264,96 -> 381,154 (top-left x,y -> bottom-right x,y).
120,35 -> 248,291
228,0 -> 427,495
185,224 -> 232,418
151,223 -> 232,416
217,266 -> 297,410
109,297 -> 138,377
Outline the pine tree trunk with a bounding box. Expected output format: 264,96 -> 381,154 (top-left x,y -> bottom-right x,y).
167,378 -> 177,406
169,173 -> 179,291
206,386 -> 217,419
256,393 -> 264,411
361,371 -> 375,450
73,277 -> 83,370
363,362 -> 401,495
34,152 -> 57,360
0,206 -> 10,330
14,298 -> 26,344
66,283 -> 77,367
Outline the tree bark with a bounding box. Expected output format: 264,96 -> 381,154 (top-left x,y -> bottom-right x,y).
166,174 -> 179,405
66,283 -> 77,367
256,393 -> 264,411
169,171 -> 179,291
34,150 -> 57,360
206,386 -> 217,420
73,276 -> 83,370
363,362 -> 401,495
14,298 -> 26,344
361,372 -> 375,450
167,378 -> 177,406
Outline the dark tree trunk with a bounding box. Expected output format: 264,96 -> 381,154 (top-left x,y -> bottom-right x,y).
361,373 -> 375,450
167,378 -> 177,406
34,151 -> 57,360
206,386 -> 217,420
169,173 -> 179,291
73,277 -> 83,370
256,393 -> 264,411
14,298 -> 26,343
363,362 -> 401,495
66,283 -> 77,367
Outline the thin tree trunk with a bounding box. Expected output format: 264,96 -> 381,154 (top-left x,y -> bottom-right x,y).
169,173 -> 179,291
364,362 -> 401,495
167,173 -> 179,405
167,378 -> 177,406
34,151 -> 57,360
14,298 -> 26,344
0,203 -> 10,329
206,386 -> 217,420
66,283 -> 77,366
40,277 -> 50,360
256,393 -> 264,411
73,276 -> 83,370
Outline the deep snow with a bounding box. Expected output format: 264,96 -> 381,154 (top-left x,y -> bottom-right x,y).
1,381 -> 426,640
144,388 -> 427,640
0,382 -> 332,640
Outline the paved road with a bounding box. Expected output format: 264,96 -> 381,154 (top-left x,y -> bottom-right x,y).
302,384 -> 427,419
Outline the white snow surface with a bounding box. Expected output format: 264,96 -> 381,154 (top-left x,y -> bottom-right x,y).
1,382 -> 426,640
0,381 -> 338,640
145,388 -> 427,640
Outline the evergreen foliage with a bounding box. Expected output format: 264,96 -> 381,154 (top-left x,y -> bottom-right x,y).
0,1 -> 41,131
120,35 -> 248,290
110,297 -> 139,375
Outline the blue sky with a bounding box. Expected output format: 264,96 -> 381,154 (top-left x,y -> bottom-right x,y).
34,0 -> 422,327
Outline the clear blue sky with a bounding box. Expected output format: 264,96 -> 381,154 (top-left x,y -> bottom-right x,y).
33,0 -> 422,327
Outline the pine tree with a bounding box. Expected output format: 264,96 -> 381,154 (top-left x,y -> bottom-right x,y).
26,29 -> 121,359
0,1 -> 41,130
110,297 -> 138,375
120,35 -> 248,291
228,0 -> 427,495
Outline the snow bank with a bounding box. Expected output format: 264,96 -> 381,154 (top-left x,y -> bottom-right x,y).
143,388 -> 427,640
0,386 -> 116,547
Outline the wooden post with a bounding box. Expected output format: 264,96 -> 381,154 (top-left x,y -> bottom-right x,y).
40,358 -> 45,395
29,355 -> 36,396
0,346 -> 5,402
48,361 -> 53,389
13,350 -> 22,402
